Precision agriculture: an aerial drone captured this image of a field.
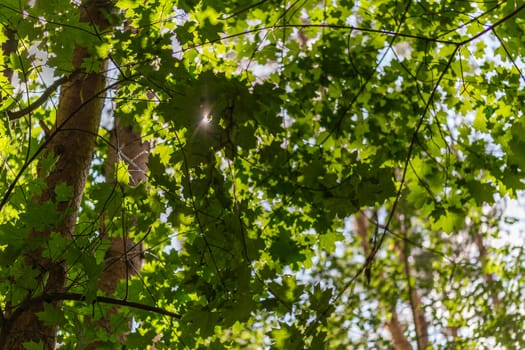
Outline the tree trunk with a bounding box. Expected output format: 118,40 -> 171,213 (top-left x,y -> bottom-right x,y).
1,2 -> 112,348
386,311 -> 414,350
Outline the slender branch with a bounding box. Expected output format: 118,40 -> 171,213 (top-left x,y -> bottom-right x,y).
460,3 -> 525,45
176,24 -> 457,58
0,3 -> 100,37
491,28 -> 525,84
7,75 -> 73,120
221,0 -> 270,20
369,45 -> 459,278
42,292 -> 181,319
435,1 -> 505,39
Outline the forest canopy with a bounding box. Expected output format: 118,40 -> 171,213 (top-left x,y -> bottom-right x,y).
1,0 -> 525,349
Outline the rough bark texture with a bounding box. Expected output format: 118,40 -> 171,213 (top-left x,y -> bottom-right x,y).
1,2 -> 112,349
354,212 -> 413,350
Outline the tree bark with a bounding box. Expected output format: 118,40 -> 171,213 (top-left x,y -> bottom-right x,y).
1,2 -> 112,349
386,311 -> 414,350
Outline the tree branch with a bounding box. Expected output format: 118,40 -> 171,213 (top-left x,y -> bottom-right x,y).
7,75 -> 72,120
42,292 -> 181,319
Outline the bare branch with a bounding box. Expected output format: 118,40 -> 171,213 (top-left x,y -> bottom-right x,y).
7,75 -> 72,120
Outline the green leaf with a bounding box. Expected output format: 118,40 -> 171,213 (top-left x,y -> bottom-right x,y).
269,229 -> 305,268
23,342 -> 44,350
37,303 -> 67,328
115,160 -> 130,185
54,182 -> 74,202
